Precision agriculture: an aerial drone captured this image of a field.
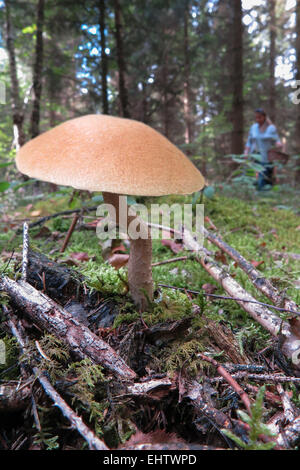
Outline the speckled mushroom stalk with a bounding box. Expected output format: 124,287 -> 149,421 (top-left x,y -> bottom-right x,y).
102,192 -> 153,311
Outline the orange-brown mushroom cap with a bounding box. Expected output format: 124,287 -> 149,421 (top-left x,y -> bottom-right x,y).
16,114 -> 205,196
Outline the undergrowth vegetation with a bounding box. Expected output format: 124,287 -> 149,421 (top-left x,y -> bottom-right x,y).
0,182 -> 299,449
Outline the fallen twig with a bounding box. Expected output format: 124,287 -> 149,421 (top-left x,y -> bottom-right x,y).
17,206 -> 98,233
152,256 -> 190,267
203,225 -> 299,315
22,222 -> 29,281
209,372 -> 300,384
60,214 -> 79,253
157,283 -> 300,316
197,353 -> 252,414
276,384 -> 297,423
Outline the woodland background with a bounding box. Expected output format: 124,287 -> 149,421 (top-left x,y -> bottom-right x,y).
0,1 -> 300,451
0,0 -> 300,187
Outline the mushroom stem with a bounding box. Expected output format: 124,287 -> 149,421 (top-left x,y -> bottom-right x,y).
102,192 -> 153,311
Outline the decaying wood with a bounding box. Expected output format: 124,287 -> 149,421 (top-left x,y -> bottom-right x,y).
0,381 -> 31,411
0,275 -> 136,381
204,319 -> 250,364
184,379 -> 233,430
8,318 -> 109,451
276,384 -> 297,423
127,377 -> 173,396
119,429 -> 224,450
276,413 -> 300,448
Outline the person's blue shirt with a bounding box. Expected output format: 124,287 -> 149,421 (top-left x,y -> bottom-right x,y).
245,123 -> 280,163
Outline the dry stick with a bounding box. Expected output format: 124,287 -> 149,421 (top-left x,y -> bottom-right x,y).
60,214 -> 79,253
197,353 -> 252,415
203,226 -> 299,315
151,256 -> 189,267
0,276 -> 136,381
180,228 -> 300,367
22,222 -> 29,281
17,206 -> 98,233
8,318 -> 109,450
210,372 -> 300,384
157,283 -> 300,316
276,384 -> 297,423
195,255 -> 291,338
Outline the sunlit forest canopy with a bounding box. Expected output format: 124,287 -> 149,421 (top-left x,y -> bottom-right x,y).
0,0 -> 299,187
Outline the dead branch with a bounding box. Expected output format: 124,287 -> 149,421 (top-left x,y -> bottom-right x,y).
209,372 -> 300,384
196,254 -> 292,337
60,214 -> 79,253
203,226 -> 299,315
22,222 -> 29,281
197,353 -> 252,414
8,317 -> 109,450
276,384 -> 298,423
157,283 -> 300,315
0,275 -> 136,381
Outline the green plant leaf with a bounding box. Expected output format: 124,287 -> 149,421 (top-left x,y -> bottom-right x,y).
0,182 -> 10,192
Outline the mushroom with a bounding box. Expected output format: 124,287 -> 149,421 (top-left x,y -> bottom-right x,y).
16,114 -> 205,310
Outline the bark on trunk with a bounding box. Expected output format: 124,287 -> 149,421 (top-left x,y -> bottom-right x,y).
113,0 -> 130,118
102,192 -> 153,311
231,0 -> 244,155
30,0 -> 45,138
295,0 -> 300,182
183,2 -> 193,147
269,0 -> 276,123
4,0 -> 25,149
99,0 -> 109,115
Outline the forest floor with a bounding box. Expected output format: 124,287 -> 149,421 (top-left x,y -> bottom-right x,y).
0,181 -> 299,451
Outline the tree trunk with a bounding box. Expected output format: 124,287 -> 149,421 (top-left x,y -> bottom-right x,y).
4,0 -> 25,149
113,0 -> 130,118
183,1 -> 193,148
30,0 -> 45,139
295,0 -> 300,182
269,0 -> 276,123
231,0 -> 244,155
99,0 -> 109,115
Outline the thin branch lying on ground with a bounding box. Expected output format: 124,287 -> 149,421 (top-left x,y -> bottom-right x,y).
17,206 -> 98,233
8,317 -> 109,450
203,223 -> 299,315
21,222 -> 29,281
157,283 -> 300,316
209,372 -> 300,384
197,353 -> 252,414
